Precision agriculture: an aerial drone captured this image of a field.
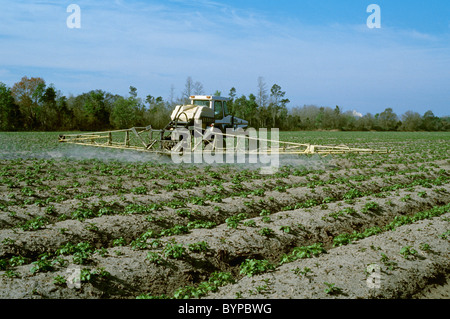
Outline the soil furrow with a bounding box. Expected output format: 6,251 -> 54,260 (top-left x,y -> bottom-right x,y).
0,170 -> 446,260
0,183 -> 447,298
208,212 -> 450,299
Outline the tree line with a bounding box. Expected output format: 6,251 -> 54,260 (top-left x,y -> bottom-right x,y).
0,76 -> 448,132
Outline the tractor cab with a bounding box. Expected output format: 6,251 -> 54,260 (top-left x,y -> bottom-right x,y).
189,95 -> 248,131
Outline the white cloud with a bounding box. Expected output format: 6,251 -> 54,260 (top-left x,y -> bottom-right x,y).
352,110 -> 363,118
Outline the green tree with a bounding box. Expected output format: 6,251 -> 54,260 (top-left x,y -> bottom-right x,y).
228,87 -> 236,114
11,76 -> 46,129
355,113 -> 376,131
342,111 -> 359,131
110,97 -> 138,129
233,94 -> 259,128
333,106 -> 347,130
54,95 -> 73,130
421,110 -> 442,131
68,90 -> 115,130
377,108 -> 399,131
39,85 -> 57,130
145,94 -> 170,129
85,90 -> 111,130
269,84 -> 289,128
315,107 -> 325,129
110,86 -> 144,129
400,111 -> 422,131
0,82 -> 22,130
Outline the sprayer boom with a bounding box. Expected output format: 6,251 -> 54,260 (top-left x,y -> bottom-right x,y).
58,125 -> 389,156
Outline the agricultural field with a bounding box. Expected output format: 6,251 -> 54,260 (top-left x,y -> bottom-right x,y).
0,131 -> 449,299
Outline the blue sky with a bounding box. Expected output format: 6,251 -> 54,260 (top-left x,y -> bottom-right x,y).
0,0 -> 449,116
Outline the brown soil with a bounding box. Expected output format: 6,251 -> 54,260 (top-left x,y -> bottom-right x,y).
0,149 -> 449,299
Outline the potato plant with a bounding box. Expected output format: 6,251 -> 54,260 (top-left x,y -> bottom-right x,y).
0,131 -> 448,299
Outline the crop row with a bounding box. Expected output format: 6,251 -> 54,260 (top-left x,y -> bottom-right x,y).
1,166 -> 448,258
0,161 -> 446,225
0,168 -> 447,259
0,184 -> 448,298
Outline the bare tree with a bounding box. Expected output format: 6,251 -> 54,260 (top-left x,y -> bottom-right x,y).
182,76 -> 194,103
193,81 -> 204,95
168,84 -> 176,107
182,76 -> 204,103
256,76 -> 268,108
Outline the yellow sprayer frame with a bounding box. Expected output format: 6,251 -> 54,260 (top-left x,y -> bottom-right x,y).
59,126 -> 389,156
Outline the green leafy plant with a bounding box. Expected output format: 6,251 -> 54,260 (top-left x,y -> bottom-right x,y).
176,209 -> 191,218
85,223 -> 98,231
187,220 -> 217,229
417,191 -> 427,198
166,200 -> 185,209
147,252 -> 164,265
243,220 -> 256,227
280,243 -> 326,264
440,230 -> 450,240
45,205 -> 56,215
324,282 -> 343,295
71,206 -> 96,221
53,275 -> 67,286
361,201 -> 380,214
380,253 -> 397,270
322,196 -> 335,204
226,213 -> 248,229
188,241 -> 209,253
30,253 -> 54,274
20,216 -> 48,231
400,194 -> 412,202
131,186 -> 147,195
9,255 -> 28,267
3,270 -> 20,278
260,209 -> 270,216
400,246 -> 418,259
328,207 -> 357,220
333,226 -> 383,247
0,259 -> 8,270
113,237 -> 127,246
239,259 -> 275,277
261,216 -> 271,223
173,271 -> 235,299
56,242 -> 95,265
160,225 -> 189,237
21,186 -> 35,197
343,188 -> 364,200
259,227 -> 274,237
279,225 -> 291,233
292,267 -> 311,277
163,243 -> 186,259
189,196 -> 206,206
